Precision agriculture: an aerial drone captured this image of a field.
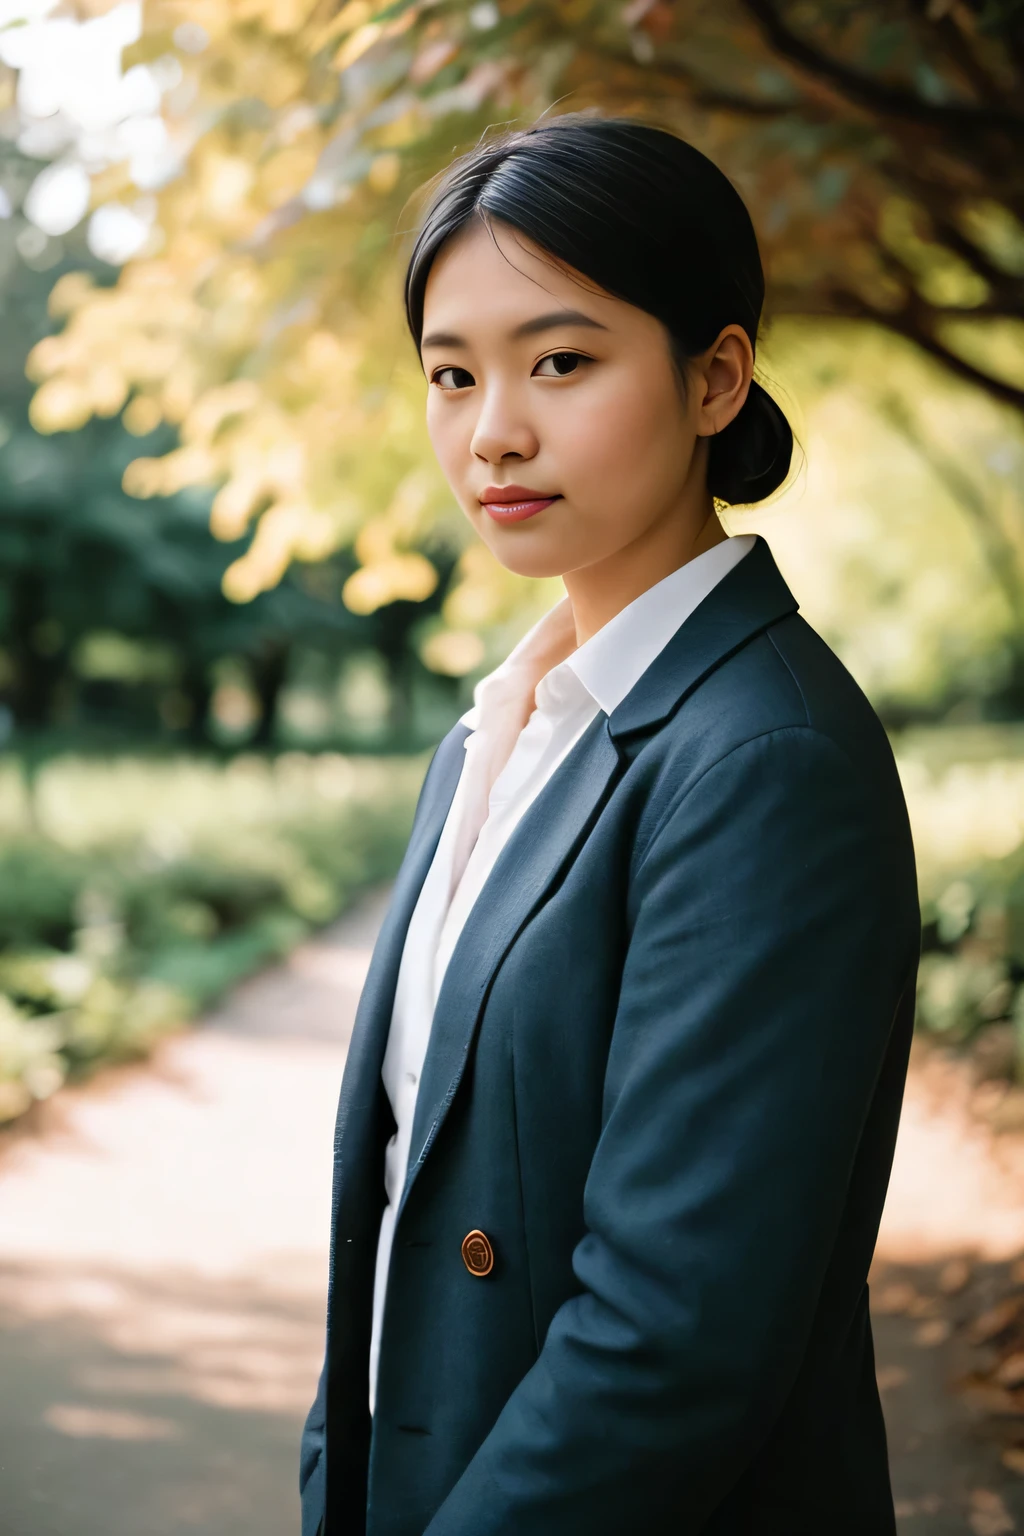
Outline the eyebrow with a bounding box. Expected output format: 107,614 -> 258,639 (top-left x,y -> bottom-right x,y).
420,309 -> 609,349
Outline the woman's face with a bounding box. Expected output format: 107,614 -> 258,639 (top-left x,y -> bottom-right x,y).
420,216 -> 750,581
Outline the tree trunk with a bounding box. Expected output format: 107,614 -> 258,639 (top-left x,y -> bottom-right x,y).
249,641 -> 291,749
6,574 -> 67,730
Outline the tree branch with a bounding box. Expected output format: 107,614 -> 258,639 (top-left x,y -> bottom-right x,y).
677,84 -> 802,116
769,280 -> 1024,413
898,185 -> 1024,310
596,50 -> 805,117
879,389 -> 1024,634
906,0 -> 1018,106
870,310 -> 1024,412
739,0 -> 1024,142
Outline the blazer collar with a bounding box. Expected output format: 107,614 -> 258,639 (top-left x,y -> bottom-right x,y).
607,533 -> 798,741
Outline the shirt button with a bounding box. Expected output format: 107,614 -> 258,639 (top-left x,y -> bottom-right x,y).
406,1071 -> 418,1086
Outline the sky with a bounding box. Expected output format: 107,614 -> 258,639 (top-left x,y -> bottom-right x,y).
0,1 -> 191,262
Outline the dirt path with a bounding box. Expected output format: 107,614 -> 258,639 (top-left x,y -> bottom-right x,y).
873,1045 -> 1024,1534
0,885 -> 389,1536
1,886 -> 1023,1534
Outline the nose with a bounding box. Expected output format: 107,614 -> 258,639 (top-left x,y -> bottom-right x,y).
469,384 -> 539,465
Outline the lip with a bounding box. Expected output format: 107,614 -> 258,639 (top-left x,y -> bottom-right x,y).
478,484 -> 562,524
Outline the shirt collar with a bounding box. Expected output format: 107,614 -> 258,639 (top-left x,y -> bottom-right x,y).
565,534 -> 756,715
459,595 -> 577,733
460,534 -> 756,729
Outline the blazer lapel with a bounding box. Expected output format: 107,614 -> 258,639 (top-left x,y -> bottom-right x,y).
608,534 -> 798,741
400,714 -> 624,1211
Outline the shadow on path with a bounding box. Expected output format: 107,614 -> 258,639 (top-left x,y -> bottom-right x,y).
873,1256 -> 1024,1534
0,1262 -> 319,1536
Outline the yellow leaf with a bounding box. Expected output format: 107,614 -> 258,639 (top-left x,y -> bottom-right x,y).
292,508 -> 339,561
211,475 -> 265,540
342,553 -> 438,614
199,154 -> 256,220
354,519 -> 395,565
122,457 -> 166,499
25,335 -> 72,383
123,396 -> 163,436
183,381 -> 262,445
29,380 -> 93,435
222,500 -> 309,599
222,557 -> 265,604
47,271 -> 95,319
123,445 -> 217,498
368,152 -> 401,195
420,628 -> 485,676
89,366 -> 129,418
334,21 -> 381,71
261,144 -> 321,207
310,0 -> 372,51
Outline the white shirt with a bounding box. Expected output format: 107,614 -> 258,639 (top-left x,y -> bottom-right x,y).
368,533 -> 755,1410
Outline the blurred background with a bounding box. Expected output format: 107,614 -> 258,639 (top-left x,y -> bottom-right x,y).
1,1 -> 1024,1532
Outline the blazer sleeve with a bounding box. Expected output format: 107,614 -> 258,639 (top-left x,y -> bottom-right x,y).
299,1361 -> 326,1536
424,725 -> 918,1536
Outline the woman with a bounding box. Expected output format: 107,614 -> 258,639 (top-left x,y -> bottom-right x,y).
301,115 -> 920,1536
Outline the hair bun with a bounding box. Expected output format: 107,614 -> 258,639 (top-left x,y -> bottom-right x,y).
707,379 -> 793,506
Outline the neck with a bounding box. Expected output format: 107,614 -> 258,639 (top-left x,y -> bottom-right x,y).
562,491 -> 728,647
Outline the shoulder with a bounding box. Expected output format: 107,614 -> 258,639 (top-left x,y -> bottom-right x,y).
625,614 -> 912,876
626,710 -> 917,949
658,611 -> 896,787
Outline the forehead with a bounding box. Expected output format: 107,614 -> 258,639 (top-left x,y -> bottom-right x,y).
421,217 -> 625,336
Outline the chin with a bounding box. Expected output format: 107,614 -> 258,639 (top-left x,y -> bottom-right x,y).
483,535 -> 579,581
475,508 -> 594,578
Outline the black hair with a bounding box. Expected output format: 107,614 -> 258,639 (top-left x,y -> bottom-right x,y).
404,114 -> 793,507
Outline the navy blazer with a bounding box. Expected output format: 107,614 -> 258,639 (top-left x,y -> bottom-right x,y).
301,535 -> 920,1536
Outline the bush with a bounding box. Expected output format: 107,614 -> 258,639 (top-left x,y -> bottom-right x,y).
0,751 -> 424,1124
895,726 -> 1024,1076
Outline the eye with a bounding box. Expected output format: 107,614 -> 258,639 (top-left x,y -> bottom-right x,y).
431,365 -> 475,391
533,351 -> 588,378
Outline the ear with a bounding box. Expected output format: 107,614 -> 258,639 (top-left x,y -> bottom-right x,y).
694,326 -> 754,438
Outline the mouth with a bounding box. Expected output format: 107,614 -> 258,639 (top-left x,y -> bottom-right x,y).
478,486 -> 562,524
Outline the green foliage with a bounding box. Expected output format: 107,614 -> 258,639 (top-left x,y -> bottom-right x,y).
0,749 -> 423,1124
896,724 -> 1024,1075
0,226 -> 464,747
741,320 -> 1024,724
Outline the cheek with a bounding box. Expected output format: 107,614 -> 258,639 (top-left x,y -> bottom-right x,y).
425,394 -> 470,471
556,368 -> 689,497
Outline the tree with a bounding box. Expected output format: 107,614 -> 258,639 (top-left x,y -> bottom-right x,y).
10,0 -> 1024,660
619,0 -> 1024,414
0,404 -> 384,743
0,209 -> 415,746
0,129 -> 472,751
